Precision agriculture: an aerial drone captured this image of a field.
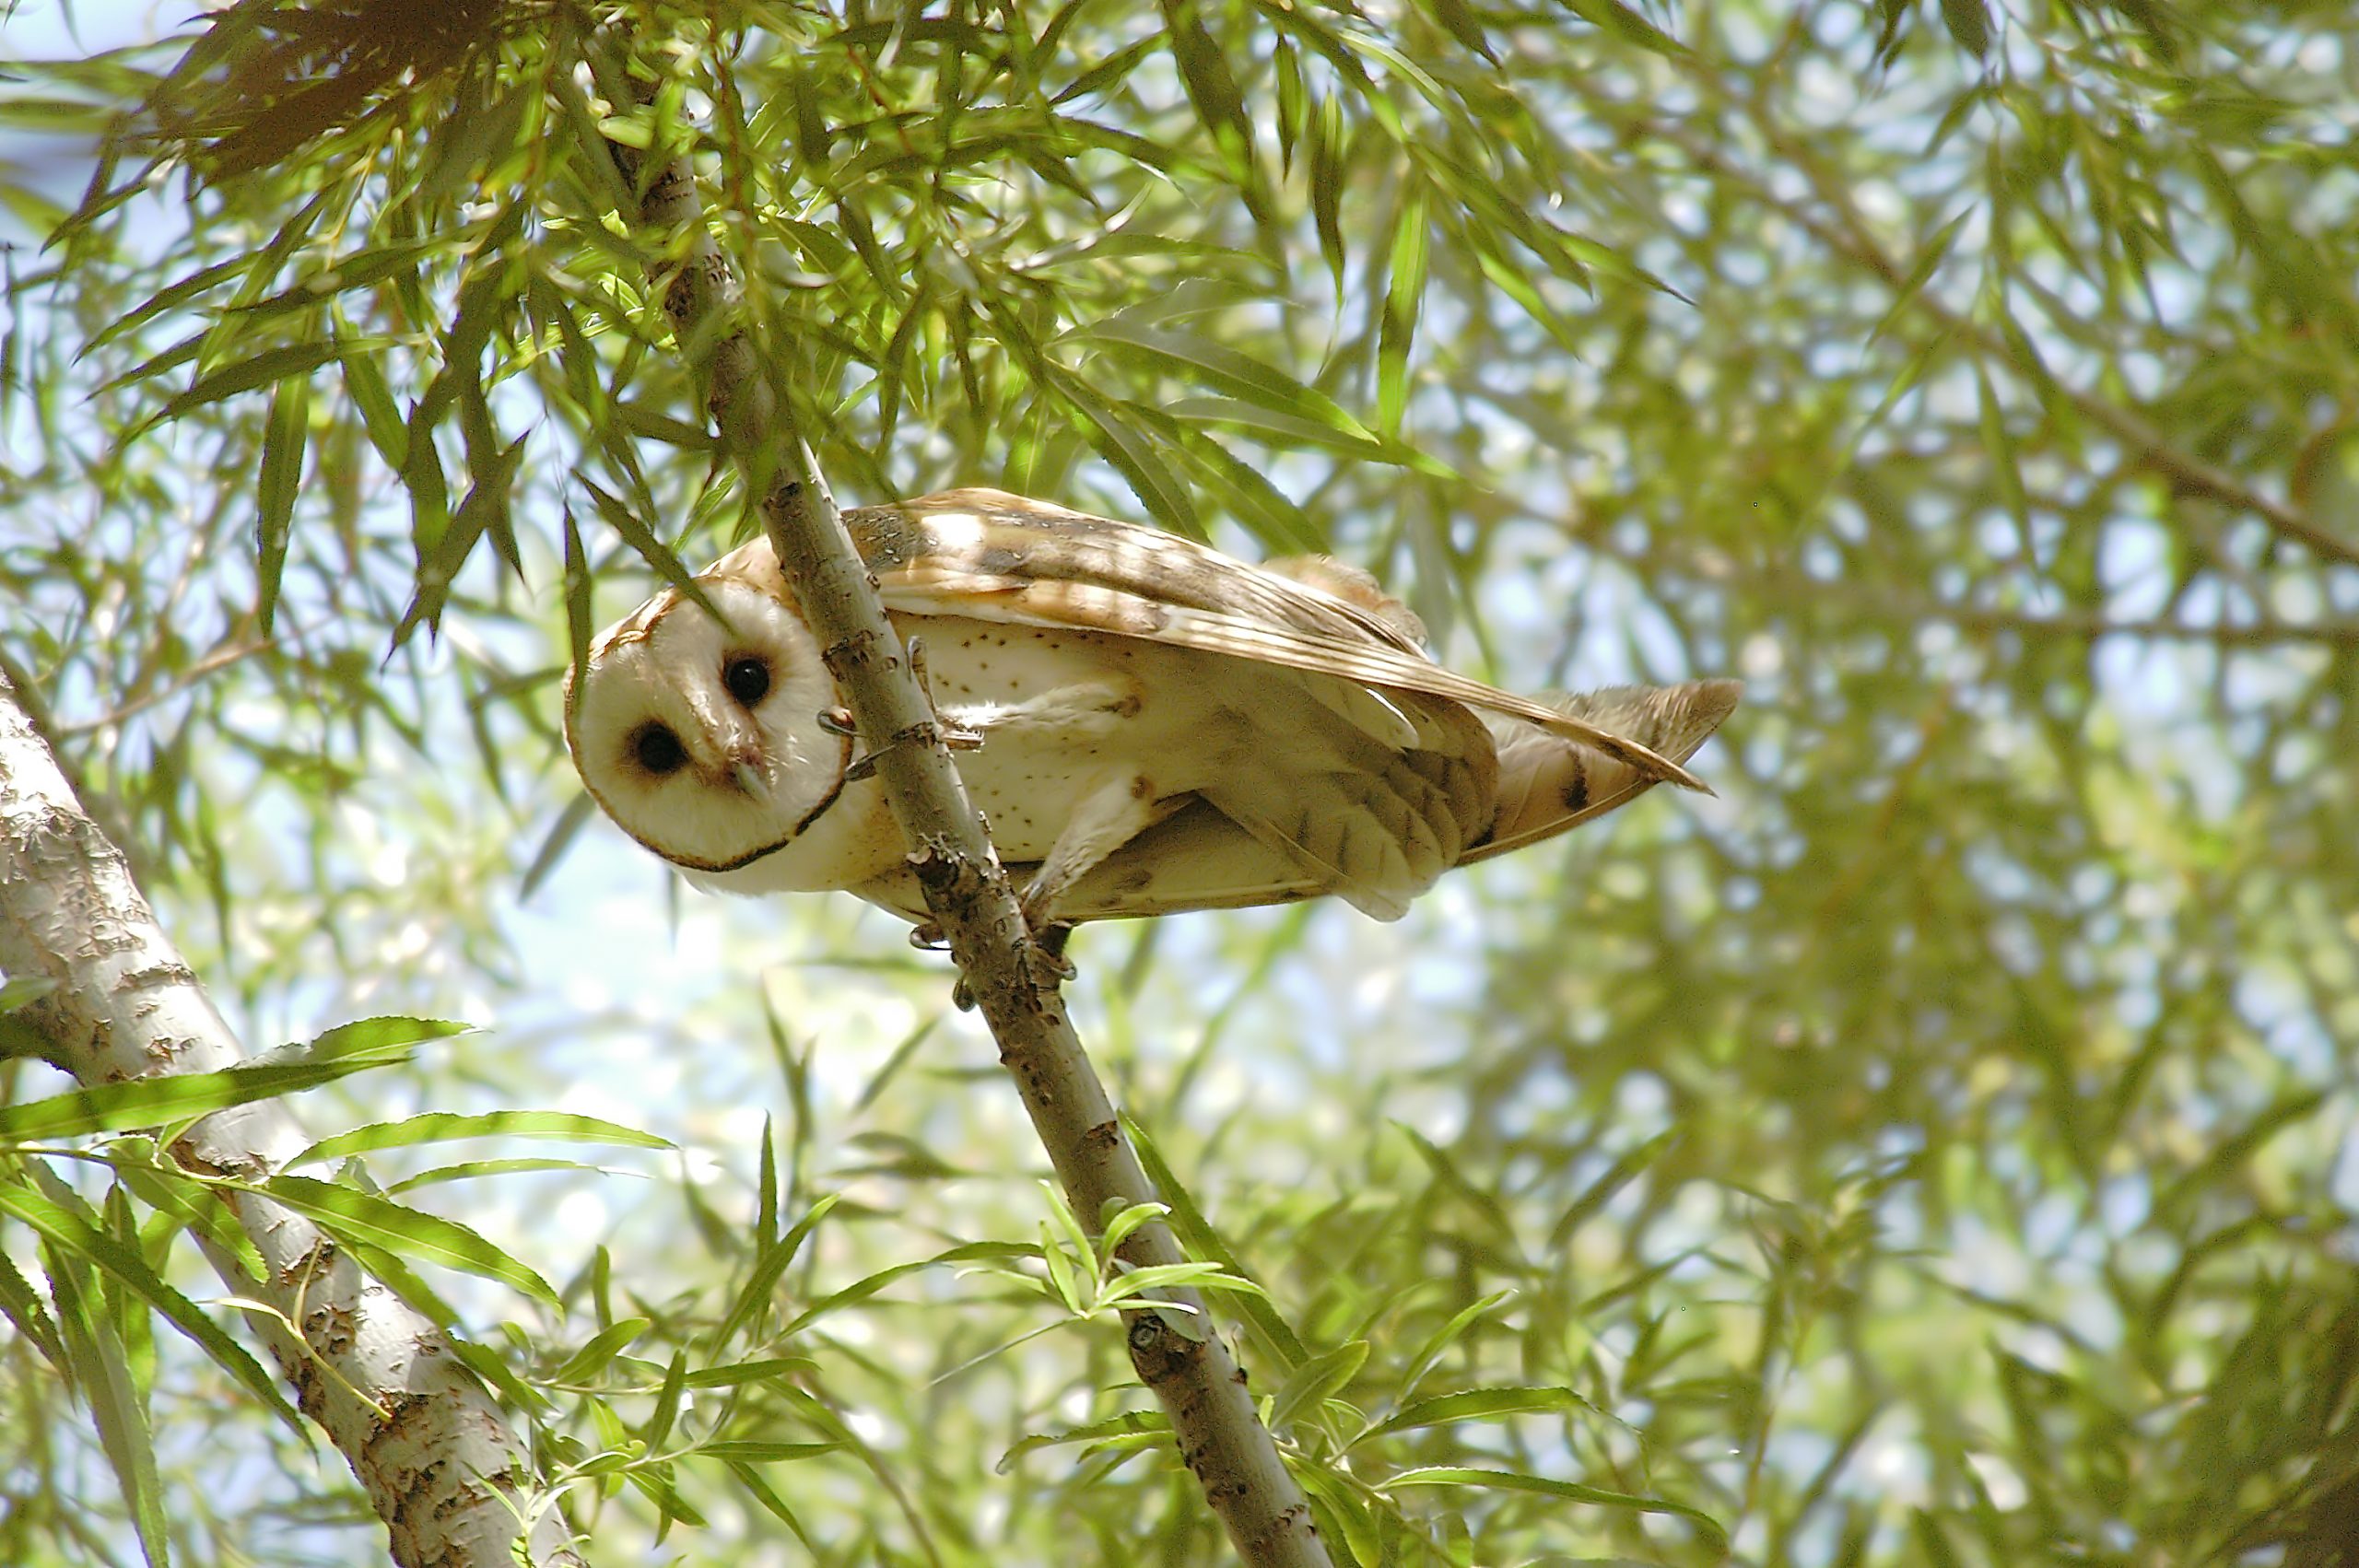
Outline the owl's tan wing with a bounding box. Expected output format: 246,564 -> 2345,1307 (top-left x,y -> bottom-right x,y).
840,488 -> 1710,793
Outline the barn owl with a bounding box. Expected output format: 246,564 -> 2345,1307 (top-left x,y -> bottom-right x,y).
563,489 -> 1738,925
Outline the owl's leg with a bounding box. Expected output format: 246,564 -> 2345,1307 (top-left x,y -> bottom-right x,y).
1019,771 -> 1171,929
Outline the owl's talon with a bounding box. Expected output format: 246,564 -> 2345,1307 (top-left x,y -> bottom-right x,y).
909,919 -> 950,951
1030,920 -> 1077,983
843,720 -> 982,784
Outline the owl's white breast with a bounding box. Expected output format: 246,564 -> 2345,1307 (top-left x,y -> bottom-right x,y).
899,617 -> 1232,860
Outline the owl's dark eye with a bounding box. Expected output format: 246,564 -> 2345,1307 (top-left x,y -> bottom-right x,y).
722,656 -> 772,708
630,722 -> 687,777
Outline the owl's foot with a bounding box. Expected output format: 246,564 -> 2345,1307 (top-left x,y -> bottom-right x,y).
908,919 -> 950,951
839,638 -> 985,783
936,922 -> 1072,1012
1029,919 -> 1077,983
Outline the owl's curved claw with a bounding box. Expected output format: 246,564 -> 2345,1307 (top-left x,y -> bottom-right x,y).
908,919 -> 950,952
841,719 -> 985,784
1029,920 -> 1077,984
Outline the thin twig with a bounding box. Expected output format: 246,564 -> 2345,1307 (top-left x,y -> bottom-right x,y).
592,60 -> 1331,1568
1661,115 -> 2359,573
58,635 -> 277,736
1574,530 -> 2359,649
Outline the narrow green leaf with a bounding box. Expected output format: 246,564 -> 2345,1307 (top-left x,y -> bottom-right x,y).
696,1440 -> 839,1463
1170,429 -> 1326,555
385,1158 -> 607,1194
299,1014 -> 471,1060
150,340 -> 343,427
1975,360 -> 2036,561
559,504 -> 594,712
1053,375 -> 1199,536
1161,395 -> 1455,478
1296,1463 -> 1385,1565
257,1174 -> 558,1308
1125,1114 -> 1308,1368
1379,184 -> 1429,435
1050,35 -> 1162,107
0,1242 -> 65,1368
683,1357 -> 818,1388
1940,0 -> 1991,57
236,240 -> 446,321
0,1053 -> 408,1143
1366,1384 -> 1602,1441
1399,1288 -> 1517,1399
1546,1129 -> 1682,1251
755,1114 -> 780,1249
1268,1339 -> 1370,1433
1040,1221 -> 1085,1314
254,374 -> 308,634
1426,0 -> 1498,59
714,1193 -> 841,1349
1870,208 -> 1973,345
1308,94 -> 1347,291
1079,318 -> 1375,441
1273,40 -> 1305,172
998,1410 -> 1168,1472
1157,0 -> 1270,222
645,1350 -> 688,1449
580,477 -> 716,613
79,255 -> 245,356
1559,0 -> 1695,58
1385,1467 -> 1727,1549
1097,1200 -> 1169,1261
289,1111 -> 671,1170
335,331 -> 408,468
782,1242 -> 1032,1335
547,1317 -> 651,1385
43,1227 -> 169,1568
724,1460 -> 817,1546
1098,1261 -> 1250,1303
0,1179 -> 302,1434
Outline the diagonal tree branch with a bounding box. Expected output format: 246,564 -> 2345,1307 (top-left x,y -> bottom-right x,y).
0,666 -> 583,1568
1663,117 -> 2359,574
590,68 -> 1331,1568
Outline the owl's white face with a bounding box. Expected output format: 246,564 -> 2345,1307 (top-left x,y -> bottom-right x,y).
565,576 -> 851,874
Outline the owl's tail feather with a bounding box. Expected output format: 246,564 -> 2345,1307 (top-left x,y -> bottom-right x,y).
1460,680 -> 1741,866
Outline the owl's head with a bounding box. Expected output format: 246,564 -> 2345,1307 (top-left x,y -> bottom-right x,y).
564,558 -> 851,874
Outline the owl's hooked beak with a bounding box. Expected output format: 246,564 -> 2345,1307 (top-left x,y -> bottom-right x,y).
677,687 -> 769,797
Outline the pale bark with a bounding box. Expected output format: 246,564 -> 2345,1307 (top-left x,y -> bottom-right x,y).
0,668 -> 583,1568
600,88 -> 1332,1568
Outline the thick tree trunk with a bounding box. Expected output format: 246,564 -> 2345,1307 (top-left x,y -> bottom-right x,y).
0,669 -> 583,1568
